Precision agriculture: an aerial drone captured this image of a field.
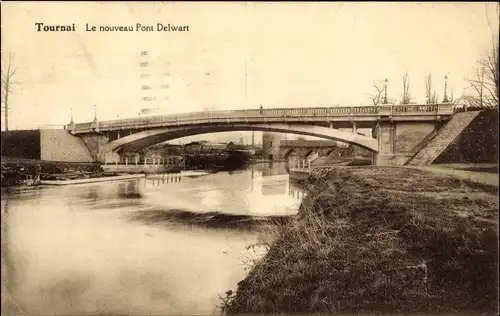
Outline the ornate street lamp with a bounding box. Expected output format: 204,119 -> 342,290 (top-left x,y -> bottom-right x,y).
443,75 -> 449,103
384,78 -> 389,104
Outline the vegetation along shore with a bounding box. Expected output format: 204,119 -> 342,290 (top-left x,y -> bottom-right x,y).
222,166 -> 499,315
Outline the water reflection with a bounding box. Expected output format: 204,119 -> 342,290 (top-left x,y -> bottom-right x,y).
141,163 -> 303,216
144,174 -> 182,188
1,163 -> 304,315
117,181 -> 142,199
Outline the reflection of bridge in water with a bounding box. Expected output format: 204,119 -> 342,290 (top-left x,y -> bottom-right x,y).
249,167 -> 305,200
289,186 -> 305,200
141,166 -> 305,201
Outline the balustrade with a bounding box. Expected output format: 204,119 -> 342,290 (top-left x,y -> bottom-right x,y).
288,158 -> 312,174
70,104 -> 456,132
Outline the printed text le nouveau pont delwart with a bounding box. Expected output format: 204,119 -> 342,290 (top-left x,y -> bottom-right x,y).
34,23 -> 190,32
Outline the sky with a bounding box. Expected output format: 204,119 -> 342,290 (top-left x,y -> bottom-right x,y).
1,2 -> 498,141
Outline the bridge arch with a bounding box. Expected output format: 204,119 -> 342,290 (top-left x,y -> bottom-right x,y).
283,148 -> 297,160
304,149 -> 315,159
327,148 -> 337,156
97,123 -> 378,162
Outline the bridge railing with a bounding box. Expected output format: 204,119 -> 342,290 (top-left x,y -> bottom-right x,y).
68,104 -> 456,132
288,158 -> 312,174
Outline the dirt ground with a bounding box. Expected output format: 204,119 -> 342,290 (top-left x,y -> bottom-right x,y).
406,164 -> 498,186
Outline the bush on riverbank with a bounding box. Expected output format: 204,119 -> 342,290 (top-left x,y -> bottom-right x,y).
225,167 -> 499,315
184,151 -> 250,171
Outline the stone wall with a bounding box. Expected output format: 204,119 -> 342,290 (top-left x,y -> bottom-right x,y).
80,133 -> 110,162
394,122 -> 436,153
375,121 -> 438,165
40,129 -> 94,162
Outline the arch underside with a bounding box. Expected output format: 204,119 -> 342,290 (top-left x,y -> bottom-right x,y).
283,149 -> 297,159
105,123 -> 379,154
304,149 -> 315,158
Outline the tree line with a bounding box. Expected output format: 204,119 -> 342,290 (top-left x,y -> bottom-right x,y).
368,5 -> 498,110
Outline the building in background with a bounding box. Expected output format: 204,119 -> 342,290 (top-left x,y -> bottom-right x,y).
261,132 -> 283,161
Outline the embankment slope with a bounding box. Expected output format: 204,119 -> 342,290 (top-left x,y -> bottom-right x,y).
226,166 -> 499,315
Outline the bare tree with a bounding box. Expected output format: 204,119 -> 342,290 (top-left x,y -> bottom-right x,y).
424,73 -> 439,104
464,44 -> 499,109
463,68 -> 487,108
369,82 -> 385,105
1,52 -> 20,131
401,71 -> 413,104
463,4 -> 499,109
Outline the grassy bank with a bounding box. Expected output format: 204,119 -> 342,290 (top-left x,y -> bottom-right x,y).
225,166 -> 499,315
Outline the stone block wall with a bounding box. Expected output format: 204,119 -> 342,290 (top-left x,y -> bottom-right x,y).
40,129 -> 94,162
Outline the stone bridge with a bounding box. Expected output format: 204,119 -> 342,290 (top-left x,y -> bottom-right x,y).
279,140 -> 346,160
66,104 -> 455,166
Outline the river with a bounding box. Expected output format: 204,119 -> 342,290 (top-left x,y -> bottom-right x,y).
1,162 -> 305,315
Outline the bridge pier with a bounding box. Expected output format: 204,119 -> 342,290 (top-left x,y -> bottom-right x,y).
373,120 -> 439,166
79,133 -> 110,162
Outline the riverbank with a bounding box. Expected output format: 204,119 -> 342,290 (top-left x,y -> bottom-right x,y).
102,164 -> 183,174
1,158 -> 103,186
184,151 -> 251,171
1,156 -> 241,187
225,166 -> 499,315
40,174 -> 145,185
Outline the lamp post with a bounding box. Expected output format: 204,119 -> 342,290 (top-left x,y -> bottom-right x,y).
384,78 -> 389,104
443,75 -> 449,103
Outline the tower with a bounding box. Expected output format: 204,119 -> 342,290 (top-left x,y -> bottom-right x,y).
262,132 -> 283,161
